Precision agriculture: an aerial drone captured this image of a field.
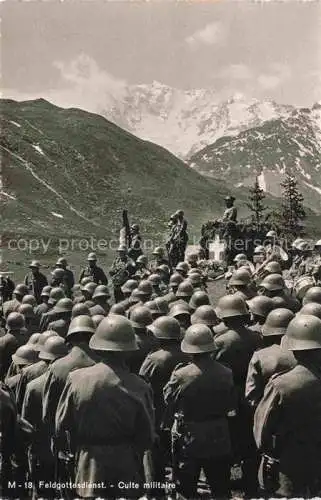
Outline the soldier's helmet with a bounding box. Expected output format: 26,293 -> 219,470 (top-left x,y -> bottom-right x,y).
22,295 -> 37,307
66,315 -> 95,340
154,296 -> 169,315
229,269 -> 251,287
121,279 -> 138,295
131,223 -> 139,232
109,303 -> 126,316
6,312 -> 26,332
181,324 -> 216,354
129,289 -> 142,305
18,303 -> 35,318
152,247 -> 165,257
314,239 -> 321,248
51,268 -> 65,280
136,255 -> 148,266
247,296 -> 274,319
80,277 -> 93,286
260,273 -> 285,291
41,285 -> 52,298
292,238 -> 305,249
215,294 -> 249,319
148,274 -> 162,286
13,284 -> 28,297
71,303 -> 91,318
148,316 -> 181,340
27,332 -> 42,347
299,302 -> 321,320
254,245 -> 266,255
92,314 -> 105,328
130,306 -> 153,329
34,330 -> 58,351
117,244 -> 127,253
188,272 -> 202,287
56,257 -> 68,267
81,282 -> 97,296
233,253 -> 247,263
87,252 -> 97,261
189,290 -> 210,311
169,304 -> 191,321
284,315 -> 321,350
176,280 -> 194,299
169,273 -> 184,287
302,286 -> 321,305
39,336 -> 69,361
191,305 -> 218,326
29,260 -> 41,269
262,308 -> 295,337
89,315 -> 137,351
12,345 -> 38,366
264,261 -> 282,275
92,285 -> 110,300
54,298 -> 73,313
156,264 -> 171,275
266,230 -> 277,238
175,262 -> 190,274
136,280 -> 153,298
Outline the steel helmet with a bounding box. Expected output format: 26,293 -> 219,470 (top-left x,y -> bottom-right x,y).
13,284 -> 28,297
271,296 -> 288,309
299,302 -> 321,320
39,336 -> 69,361
137,255 -> 148,265
229,269 -> 251,286
285,315 -> 321,350
92,314 -> 105,327
54,298 -> 73,313
29,260 -> 41,269
260,273 -> 285,291
254,245 -> 266,254
41,285 -> 52,297
188,273 -> 202,287
169,273 -> 184,286
66,315 -> 95,339
152,247 -> 165,257
175,262 -> 189,274
12,345 -> 38,366
148,274 -> 161,286
176,280 -> 194,299
6,312 -> 26,332
87,252 -> 97,261
131,223 -> 139,232
296,241 -> 310,252
121,279 -> 138,294
233,253 -> 247,263
18,303 -> 34,319
136,280 -> 153,297
148,316 -> 181,340
48,287 -> 65,305
292,238 -> 304,249
80,277 -> 93,286
117,244 -> 127,253
156,264 -> 171,275
264,261 -> 282,275
315,239 -> 321,248
189,291 -> 210,310
71,303 -> 90,318
34,330 -> 59,351
154,297 -> 169,315
90,315 -> 137,351
169,304 -> 191,320
130,306 -> 153,329
81,282 -> 97,295
56,257 -> 67,266
181,324 -> 216,354
302,287 -> 321,305
27,332 -> 42,346
169,300 -> 191,312
22,294 -> 37,307
262,308 -> 295,336
215,294 -> 249,319
266,230 -> 277,238
92,285 -> 110,299
109,303 -> 126,316
191,305 -> 218,326
247,296 -> 274,318
51,268 -> 65,280
129,289 -> 142,304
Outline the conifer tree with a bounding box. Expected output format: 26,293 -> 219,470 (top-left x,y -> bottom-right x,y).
246,176 -> 267,225
280,174 -> 306,236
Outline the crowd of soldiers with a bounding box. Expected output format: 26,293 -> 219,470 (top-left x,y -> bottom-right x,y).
1,218 -> 321,500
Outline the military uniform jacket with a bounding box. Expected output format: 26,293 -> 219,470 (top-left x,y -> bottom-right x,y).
24,272 -> 48,303
55,361 -> 154,497
16,360 -> 48,412
254,362 -> 321,496
245,344 -> 297,409
109,257 -> 135,286
42,344 -> 97,439
139,345 -> 188,429
0,332 -> 28,381
127,329 -> 158,374
2,298 -> 21,318
79,265 -> 108,285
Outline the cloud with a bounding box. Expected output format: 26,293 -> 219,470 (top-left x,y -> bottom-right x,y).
258,63 -> 291,90
186,22 -> 226,48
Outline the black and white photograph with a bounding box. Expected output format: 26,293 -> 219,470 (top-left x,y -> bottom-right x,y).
0,0 -> 321,498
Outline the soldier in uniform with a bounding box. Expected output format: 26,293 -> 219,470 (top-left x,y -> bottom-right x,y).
254,315 -> 321,497
228,269 -> 256,300
175,210 -> 189,263
222,196 -> 238,223
39,287 -> 65,332
149,247 -> 169,273
24,261 -> 48,304
259,274 -> 300,312
0,312 -> 29,380
247,295 -> 275,335
4,345 -> 38,395
34,285 -> 52,320
109,244 -> 136,303
55,257 -> 75,297
127,305 -> 157,374
128,223 -> 143,262
55,315 -> 154,499
89,285 -> 110,316
164,324 -> 236,498
2,284 -> 28,319
79,252 -> 108,285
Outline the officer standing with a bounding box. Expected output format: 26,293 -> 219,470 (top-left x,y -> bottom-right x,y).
24,261 -> 48,304
79,253 -> 108,285
222,196 -> 238,222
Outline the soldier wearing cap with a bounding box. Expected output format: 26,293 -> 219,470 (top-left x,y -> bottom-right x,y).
254,315 -> 321,497
55,257 -> 75,296
109,244 -> 136,303
79,252 -> 108,285
24,260 -> 48,304
55,315 -> 154,499
164,324 -> 235,498
222,196 -> 237,223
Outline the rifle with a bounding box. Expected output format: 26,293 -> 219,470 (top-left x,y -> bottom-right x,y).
122,210 -> 132,248
54,431 -> 74,499
171,411 -> 185,489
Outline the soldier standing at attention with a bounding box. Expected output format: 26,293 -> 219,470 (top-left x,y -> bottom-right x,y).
24,261 -> 48,304
222,196 -> 238,223
79,253 -> 108,285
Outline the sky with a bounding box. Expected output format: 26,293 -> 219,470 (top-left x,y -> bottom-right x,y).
1,0 -> 321,107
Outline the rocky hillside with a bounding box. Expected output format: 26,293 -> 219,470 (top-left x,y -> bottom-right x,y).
190,103 -> 321,213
